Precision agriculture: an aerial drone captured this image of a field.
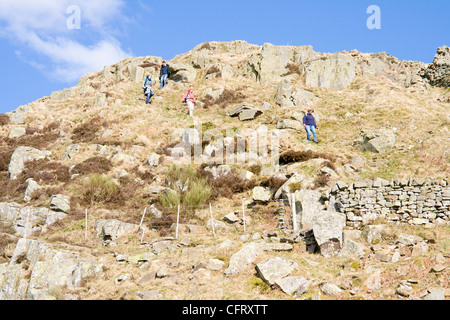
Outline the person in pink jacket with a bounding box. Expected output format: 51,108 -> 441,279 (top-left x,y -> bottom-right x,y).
182,88 -> 196,117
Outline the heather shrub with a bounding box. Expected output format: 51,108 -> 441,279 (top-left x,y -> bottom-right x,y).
72,157 -> 112,175
0,114 -> 10,126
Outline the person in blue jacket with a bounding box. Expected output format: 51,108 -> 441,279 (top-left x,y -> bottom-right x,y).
160,61 -> 171,89
143,74 -> 154,104
303,108 -> 319,143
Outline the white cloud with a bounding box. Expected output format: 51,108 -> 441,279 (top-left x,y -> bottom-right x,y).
0,0 -> 131,83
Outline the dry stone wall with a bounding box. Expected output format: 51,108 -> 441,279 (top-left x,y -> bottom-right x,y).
328,177 -> 449,228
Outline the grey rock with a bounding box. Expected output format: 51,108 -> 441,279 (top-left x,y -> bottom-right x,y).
423,287 -> 445,300
147,153 -> 160,167
252,186 -> 274,202
136,290 -> 162,300
95,219 -> 141,242
362,225 -> 385,245
24,179 -> 42,202
224,242 -> 266,275
357,129 -> 396,153
338,239 -> 367,259
320,282 -> 343,296
0,202 -> 21,224
50,194 -> 71,213
276,119 -> 303,131
223,212 -> 239,224
8,127 -> 26,139
421,46 -> 450,87
62,144 -> 80,161
13,206 -> 67,237
255,257 -> 298,285
275,276 -> 309,296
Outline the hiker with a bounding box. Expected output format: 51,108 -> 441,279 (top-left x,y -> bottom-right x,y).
143,74 -> 154,104
160,61 -> 171,89
303,108 -> 319,143
182,88 -> 196,117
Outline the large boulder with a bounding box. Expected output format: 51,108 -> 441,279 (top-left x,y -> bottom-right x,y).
356,129 -> 396,153
224,242 -> 266,276
8,147 -> 51,180
255,257 -> 298,285
276,119 -> 303,131
252,187 -> 274,202
312,210 -> 347,258
291,189 -> 323,230
95,219 -> 142,242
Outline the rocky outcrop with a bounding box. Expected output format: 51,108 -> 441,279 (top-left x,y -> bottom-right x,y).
8,147 -> 51,180
275,79 -> 317,107
1,202 -> 67,237
305,53 -> 357,90
421,46 -> 450,88
0,239 -> 103,300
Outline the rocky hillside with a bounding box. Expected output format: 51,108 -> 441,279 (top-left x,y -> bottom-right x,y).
0,41 -> 449,301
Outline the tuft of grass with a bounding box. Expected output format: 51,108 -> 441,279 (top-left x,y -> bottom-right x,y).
80,174 -> 118,206
182,178 -> 212,209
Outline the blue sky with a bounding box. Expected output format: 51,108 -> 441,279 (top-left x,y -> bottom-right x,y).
0,0 -> 449,114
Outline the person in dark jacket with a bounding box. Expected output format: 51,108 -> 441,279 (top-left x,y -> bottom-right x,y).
160,61 -> 170,89
303,108 -> 319,143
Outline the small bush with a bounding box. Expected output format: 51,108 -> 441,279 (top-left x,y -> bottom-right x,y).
289,182 -> 302,193
139,62 -> 159,69
72,157 -> 112,175
22,160 -> 71,184
206,65 -> 222,78
199,42 -> 213,51
279,150 -> 336,165
260,176 -> 288,191
71,116 -> 107,143
81,174 -> 118,205
210,172 -> 256,199
0,147 -> 15,172
313,174 -> 330,189
182,178 -> 212,209
159,189 -> 181,208
0,114 -> 10,126
248,164 -> 262,176
282,62 -> 302,76
216,89 -> 246,109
